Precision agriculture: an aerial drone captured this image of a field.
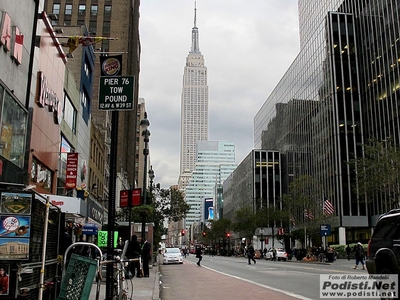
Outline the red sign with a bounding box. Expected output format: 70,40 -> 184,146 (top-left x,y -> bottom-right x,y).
132,188 -> 141,206
65,153 -> 78,189
120,190 -> 129,208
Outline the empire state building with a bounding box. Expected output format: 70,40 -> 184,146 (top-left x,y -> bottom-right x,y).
178,4 -> 209,190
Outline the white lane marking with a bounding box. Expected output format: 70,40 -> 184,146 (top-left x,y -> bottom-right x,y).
189,261 -> 312,300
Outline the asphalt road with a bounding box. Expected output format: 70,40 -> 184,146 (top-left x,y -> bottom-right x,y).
159,255 -> 381,300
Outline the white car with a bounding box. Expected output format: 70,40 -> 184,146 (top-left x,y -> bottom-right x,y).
265,248 -> 288,261
163,247 -> 183,264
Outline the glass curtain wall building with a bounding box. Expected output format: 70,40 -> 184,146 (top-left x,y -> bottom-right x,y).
185,141 -> 236,227
254,0 -> 400,244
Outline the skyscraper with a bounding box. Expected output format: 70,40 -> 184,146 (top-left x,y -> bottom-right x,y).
185,141 -> 237,226
179,4 -> 209,189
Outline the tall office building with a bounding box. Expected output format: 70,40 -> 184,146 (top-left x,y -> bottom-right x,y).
249,0 -> 400,245
178,4 -> 209,189
185,141 -> 236,227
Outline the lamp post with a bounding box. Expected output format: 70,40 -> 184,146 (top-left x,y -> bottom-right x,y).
140,112 -> 150,243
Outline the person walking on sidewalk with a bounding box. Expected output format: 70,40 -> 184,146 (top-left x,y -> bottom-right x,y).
346,244 -> 351,261
141,240 -> 151,277
196,245 -> 203,266
128,235 -> 142,278
352,242 -> 365,269
247,244 -> 256,264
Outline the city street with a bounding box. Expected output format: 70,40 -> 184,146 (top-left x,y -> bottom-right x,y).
159,255 -> 377,300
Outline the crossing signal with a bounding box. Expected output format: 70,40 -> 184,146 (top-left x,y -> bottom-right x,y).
202,232 -> 206,237
227,232 -> 230,239
181,230 -> 186,236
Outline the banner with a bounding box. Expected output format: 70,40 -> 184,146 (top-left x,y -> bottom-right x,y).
65,153 -> 78,189
100,54 -> 122,76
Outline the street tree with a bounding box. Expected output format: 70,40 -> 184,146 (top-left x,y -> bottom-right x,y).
350,138 -> 400,208
231,207 -> 257,241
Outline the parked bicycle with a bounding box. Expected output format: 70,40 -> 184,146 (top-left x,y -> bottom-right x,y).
98,241 -> 139,300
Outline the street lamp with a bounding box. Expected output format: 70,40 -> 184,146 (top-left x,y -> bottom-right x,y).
140,112 -> 150,243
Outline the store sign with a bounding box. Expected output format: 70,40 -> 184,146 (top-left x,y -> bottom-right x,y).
0,11 -> 23,64
36,71 -> 63,124
65,153 -> 78,189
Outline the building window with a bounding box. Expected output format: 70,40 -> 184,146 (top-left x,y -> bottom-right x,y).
104,5 -> 111,17
0,85 -> 27,169
63,93 -> 77,134
91,5 -> 98,16
52,3 -> 60,14
89,21 -> 97,35
103,21 -> 110,36
78,5 -> 86,15
65,4 -> 72,15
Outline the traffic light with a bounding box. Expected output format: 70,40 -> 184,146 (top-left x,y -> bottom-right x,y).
227,232 -> 230,239
181,230 -> 185,236
202,232 -> 206,237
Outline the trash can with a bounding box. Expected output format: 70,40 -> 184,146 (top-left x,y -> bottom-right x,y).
326,252 -> 334,262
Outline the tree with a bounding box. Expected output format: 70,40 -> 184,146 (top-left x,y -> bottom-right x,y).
350,138 -> 400,208
155,187 -> 190,223
281,175 -> 322,247
231,207 -> 257,240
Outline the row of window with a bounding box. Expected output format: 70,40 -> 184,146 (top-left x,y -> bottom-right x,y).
52,3 -> 111,17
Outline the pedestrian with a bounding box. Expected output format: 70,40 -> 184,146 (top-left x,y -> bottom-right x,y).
248,244 -> 256,264
196,245 -> 203,266
141,240 -> 151,277
346,244 -> 351,261
272,247 -> 277,261
128,235 -> 142,278
352,242 -> 365,270
0,267 -> 9,295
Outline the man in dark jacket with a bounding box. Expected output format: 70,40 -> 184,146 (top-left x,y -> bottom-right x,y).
141,240 -> 151,277
196,245 -> 203,266
129,235 -> 142,277
248,244 -> 256,264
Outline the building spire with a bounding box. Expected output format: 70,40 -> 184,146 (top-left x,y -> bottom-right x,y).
190,1 -> 200,53
194,1 -> 197,27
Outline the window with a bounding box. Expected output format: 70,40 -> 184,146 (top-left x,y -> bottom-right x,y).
89,21 -> 97,35
78,5 -> 86,15
103,21 -> 110,36
52,3 -> 60,14
91,5 -> 98,16
0,85 -> 27,168
104,5 -> 111,16
65,4 -> 72,15
63,93 -> 77,134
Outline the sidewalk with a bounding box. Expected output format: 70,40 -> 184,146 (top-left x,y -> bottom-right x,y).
88,261 -> 160,300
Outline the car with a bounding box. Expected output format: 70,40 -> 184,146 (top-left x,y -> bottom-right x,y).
366,209 -> 400,276
265,248 -> 288,261
163,247 -> 183,264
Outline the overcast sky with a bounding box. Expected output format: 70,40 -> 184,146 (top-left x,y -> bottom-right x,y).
138,0 -> 300,188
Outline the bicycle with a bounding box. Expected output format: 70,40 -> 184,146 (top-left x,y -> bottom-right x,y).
97,241 -> 140,300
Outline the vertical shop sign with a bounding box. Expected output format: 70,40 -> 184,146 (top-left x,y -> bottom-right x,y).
65,153 -> 78,189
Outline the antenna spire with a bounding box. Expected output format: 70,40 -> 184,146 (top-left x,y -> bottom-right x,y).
190,1 -> 200,53
194,1 -> 197,27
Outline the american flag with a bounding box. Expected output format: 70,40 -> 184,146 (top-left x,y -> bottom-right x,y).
323,197 -> 334,216
304,209 -> 314,220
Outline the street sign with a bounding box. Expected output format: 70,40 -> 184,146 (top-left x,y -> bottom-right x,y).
99,76 -> 134,110
320,224 -> 331,236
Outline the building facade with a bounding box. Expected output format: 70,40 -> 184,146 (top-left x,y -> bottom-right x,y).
251,0 -> 400,245
185,141 -> 236,227
179,5 -> 209,187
